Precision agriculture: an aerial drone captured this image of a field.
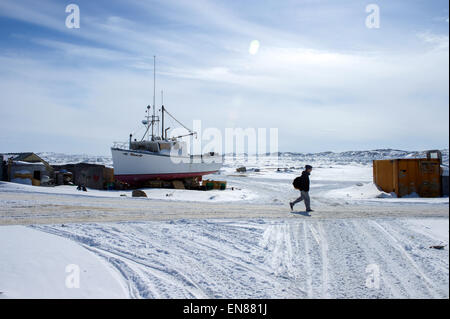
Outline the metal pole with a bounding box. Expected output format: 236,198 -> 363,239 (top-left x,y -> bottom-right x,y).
161,105 -> 164,140
161,90 -> 164,139
152,55 -> 156,139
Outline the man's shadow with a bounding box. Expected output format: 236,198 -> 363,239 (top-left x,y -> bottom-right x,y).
291,211 -> 311,217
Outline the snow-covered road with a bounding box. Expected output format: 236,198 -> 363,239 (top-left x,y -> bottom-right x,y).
0,190 -> 448,225
32,218 -> 448,299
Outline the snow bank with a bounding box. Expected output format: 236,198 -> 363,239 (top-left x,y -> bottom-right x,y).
402,218 -> 449,243
10,178 -> 32,185
0,181 -> 257,203
325,182 -> 396,199
0,226 -> 129,299
324,182 -> 449,204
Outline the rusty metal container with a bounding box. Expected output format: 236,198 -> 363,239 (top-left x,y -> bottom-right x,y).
373,157 -> 442,198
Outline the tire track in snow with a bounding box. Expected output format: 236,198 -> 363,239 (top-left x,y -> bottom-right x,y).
383,219 -> 449,290
31,218 -> 448,299
320,220 -> 372,298
101,226 -> 243,298
370,220 -> 442,298
316,222 -> 330,298
308,223 -> 328,297
280,223 -> 308,296
308,224 -> 321,245
91,243 -> 209,299
302,222 -> 313,298
83,247 -> 140,298
87,248 -> 161,299
36,225 -> 209,298
163,224 -> 284,297
304,223 -> 326,297
258,223 -> 307,297
340,220 -> 401,298
102,221 -> 263,298
34,225 -> 153,298
355,221 -> 437,298
352,220 -> 417,297
87,221 -> 300,298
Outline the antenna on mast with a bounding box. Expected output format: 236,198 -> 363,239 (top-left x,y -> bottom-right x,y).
151,55 -> 156,139
153,56 -> 156,113
161,90 -> 164,139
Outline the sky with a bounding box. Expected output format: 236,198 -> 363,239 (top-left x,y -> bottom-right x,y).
0,0 -> 448,155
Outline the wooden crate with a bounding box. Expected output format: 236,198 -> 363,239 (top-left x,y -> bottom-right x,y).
202,180 -> 227,190
172,180 -> 185,189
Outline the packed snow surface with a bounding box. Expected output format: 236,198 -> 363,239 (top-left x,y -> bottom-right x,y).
2,218 -> 446,299
0,226 -> 128,298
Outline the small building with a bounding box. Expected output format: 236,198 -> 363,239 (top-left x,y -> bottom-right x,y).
1,152 -> 54,186
0,154 -> 4,181
373,150 -> 444,198
52,163 -> 114,190
442,166 -> 449,197
54,169 -> 74,186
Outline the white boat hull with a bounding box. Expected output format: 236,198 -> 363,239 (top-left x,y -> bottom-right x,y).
111,148 -> 222,184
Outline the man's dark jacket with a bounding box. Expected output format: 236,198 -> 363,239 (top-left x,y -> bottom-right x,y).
297,171 -> 310,192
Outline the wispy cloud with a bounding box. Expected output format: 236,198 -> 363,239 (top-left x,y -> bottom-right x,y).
417,31 -> 449,50
0,0 -> 448,154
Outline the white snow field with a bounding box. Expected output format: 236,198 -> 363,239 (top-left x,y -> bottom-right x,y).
0,226 -> 129,298
2,218 -> 444,299
0,150 -> 448,298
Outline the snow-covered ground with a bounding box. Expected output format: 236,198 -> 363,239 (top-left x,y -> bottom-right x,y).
10,150 -> 442,207
0,180 -> 257,203
1,163 -> 447,206
0,150 -> 448,299
0,226 -> 128,298
1,218 -> 447,298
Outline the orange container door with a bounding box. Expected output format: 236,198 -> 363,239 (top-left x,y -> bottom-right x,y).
373,160 -> 396,193
417,160 -> 441,197
398,160 -> 418,197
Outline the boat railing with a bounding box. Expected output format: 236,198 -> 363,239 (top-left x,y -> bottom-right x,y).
191,152 -> 224,163
112,141 -> 129,149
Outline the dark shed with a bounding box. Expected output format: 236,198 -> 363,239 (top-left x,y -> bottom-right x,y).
52,163 -> 113,190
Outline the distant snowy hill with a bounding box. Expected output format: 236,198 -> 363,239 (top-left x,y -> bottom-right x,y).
279,149 -> 449,166
38,149 -> 449,167
38,152 -> 113,166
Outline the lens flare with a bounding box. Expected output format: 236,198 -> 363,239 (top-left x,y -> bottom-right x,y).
248,40 -> 260,55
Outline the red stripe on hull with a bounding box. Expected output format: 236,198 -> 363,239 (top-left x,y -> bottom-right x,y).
114,171 -> 218,184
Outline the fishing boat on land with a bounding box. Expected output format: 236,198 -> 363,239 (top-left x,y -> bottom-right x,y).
111,57 -> 222,185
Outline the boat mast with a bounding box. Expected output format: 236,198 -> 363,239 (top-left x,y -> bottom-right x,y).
161,90 -> 165,140
146,105 -> 151,140
151,55 -> 156,140
138,56 -> 194,142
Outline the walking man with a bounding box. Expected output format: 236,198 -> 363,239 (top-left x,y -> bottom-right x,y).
290,165 -> 313,212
